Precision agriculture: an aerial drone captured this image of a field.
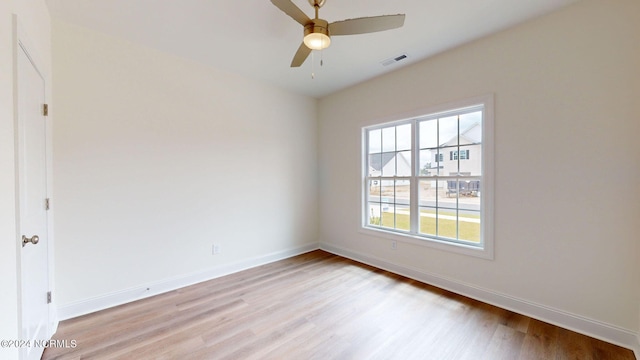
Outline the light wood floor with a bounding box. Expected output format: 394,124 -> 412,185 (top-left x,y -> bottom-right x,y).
43,250 -> 635,360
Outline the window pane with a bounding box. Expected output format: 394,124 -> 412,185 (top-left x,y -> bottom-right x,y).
419,149 -> 435,176
380,180 -> 394,203
381,153 -> 396,177
459,145 -> 481,176
382,127 -> 395,152
368,129 -> 381,154
439,115 -> 458,147
367,178 -> 382,227
419,120 -> 438,149
368,154 -> 382,177
396,180 -> 410,205
368,179 -> 381,203
437,209 -> 457,239
396,205 -> 410,231
460,111 -> 482,142
458,179 -> 481,209
381,204 -> 394,229
441,151 -> 459,177
397,151 -> 411,176
439,179 -> 458,210
396,124 -> 411,151
419,180 -> 437,208
367,203 -> 382,226
419,207 -> 436,237
459,211 -> 481,243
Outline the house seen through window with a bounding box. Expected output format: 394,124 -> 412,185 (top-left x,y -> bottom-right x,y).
364,101 -> 491,250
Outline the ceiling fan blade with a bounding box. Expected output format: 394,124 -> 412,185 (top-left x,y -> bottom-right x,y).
329,14 -> 405,36
291,42 -> 312,67
270,0 -> 311,26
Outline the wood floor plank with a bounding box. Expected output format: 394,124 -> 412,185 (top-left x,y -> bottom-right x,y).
556,326 -> 596,360
518,318 -> 560,360
42,250 -> 636,360
482,324 -> 526,359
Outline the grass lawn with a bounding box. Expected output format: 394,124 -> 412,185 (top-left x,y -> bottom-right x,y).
376,211 -> 480,243
419,208 -> 481,219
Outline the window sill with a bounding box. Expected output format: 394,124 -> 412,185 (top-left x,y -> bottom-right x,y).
359,226 -> 494,260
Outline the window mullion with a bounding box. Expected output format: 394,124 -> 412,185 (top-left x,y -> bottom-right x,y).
410,120 -> 419,235
435,118 -> 440,236
456,115 -> 460,240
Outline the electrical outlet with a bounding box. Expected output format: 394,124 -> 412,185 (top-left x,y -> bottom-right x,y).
391,240 -> 397,250
212,244 -> 221,255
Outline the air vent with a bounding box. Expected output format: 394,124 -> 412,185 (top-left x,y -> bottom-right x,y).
381,53 -> 409,67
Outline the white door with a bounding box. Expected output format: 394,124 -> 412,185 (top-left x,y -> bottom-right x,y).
17,41 -> 50,360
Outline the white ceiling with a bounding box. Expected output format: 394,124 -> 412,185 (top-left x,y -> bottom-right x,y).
45,0 -> 580,98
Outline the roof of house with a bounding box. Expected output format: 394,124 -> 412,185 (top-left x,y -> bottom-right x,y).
369,152 -> 397,171
441,122 -> 481,146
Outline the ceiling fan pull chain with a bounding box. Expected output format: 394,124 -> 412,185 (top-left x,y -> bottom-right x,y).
321,49 -> 324,66
311,51 -> 315,79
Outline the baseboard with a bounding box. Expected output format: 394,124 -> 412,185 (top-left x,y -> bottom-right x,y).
320,243 -> 639,354
57,243 -> 319,321
634,335 -> 639,360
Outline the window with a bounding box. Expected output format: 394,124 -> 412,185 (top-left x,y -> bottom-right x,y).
363,96 -> 493,258
450,150 -> 470,160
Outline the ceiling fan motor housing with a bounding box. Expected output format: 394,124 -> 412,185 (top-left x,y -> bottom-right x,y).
304,19 -> 330,38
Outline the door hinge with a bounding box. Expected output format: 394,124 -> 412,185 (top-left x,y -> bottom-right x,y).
47,291 -> 52,304
43,103 -> 49,116
45,198 -> 50,210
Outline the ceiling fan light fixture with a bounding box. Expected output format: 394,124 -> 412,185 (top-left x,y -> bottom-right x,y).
304,32 -> 330,50
304,20 -> 330,50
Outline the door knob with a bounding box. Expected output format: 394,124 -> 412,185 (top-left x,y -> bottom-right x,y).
22,235 -> 39,247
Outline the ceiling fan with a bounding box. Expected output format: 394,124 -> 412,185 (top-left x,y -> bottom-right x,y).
270,0 -> 406,67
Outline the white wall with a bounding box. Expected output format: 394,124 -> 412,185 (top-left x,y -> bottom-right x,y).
52,20 -> 318,311
0,1 -> 52,359
318,0 -> 640,348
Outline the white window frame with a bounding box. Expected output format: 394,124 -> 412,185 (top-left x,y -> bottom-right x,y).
360,95 -> 494,260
